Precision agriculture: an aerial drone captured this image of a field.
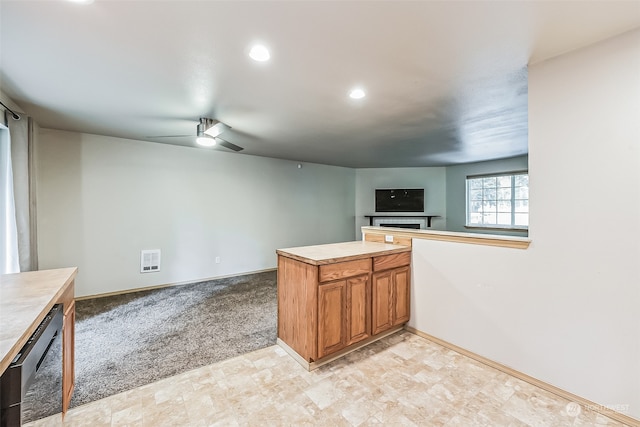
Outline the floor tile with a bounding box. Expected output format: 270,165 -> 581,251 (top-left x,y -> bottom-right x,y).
23,332 -> 632,427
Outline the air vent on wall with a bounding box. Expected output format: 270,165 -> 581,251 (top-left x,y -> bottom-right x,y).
140,249 -> 161,273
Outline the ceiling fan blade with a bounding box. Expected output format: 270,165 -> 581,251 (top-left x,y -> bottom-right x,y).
145,134 -> 192,138
215,137 -> 244,152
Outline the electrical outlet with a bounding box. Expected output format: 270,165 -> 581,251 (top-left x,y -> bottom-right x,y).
385,235 -> 394,243
215,256 -> 221,264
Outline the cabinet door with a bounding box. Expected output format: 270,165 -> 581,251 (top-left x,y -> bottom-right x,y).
392,266 -> 410,326
346,275 -> 370,346
62,300 -> 75,416
372,271 -> 393,335
317,280 -> 347,359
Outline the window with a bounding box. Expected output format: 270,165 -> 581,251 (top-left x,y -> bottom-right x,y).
466,172 -> 528,229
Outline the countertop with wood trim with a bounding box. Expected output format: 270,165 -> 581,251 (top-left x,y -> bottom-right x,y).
276,241 -> 411,265
0,267 -> 77,375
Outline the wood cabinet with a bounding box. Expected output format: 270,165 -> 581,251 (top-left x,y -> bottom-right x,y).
372,266 -> 410,335
346,275 -> 370,346
317,275 -> 371,359
372,270 -> 392,335
372,252 -> 411,335
317,279 -> 347,358
277,241 -> 410,369
393,267 -> 410,325
62,300 -> 75,417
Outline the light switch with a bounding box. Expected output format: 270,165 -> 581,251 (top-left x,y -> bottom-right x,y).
385,235 -> 394,243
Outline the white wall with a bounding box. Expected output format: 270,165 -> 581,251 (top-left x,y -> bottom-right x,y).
354,167 -> 446,239
410,29 -> 640,418
36,130 -> 355,297
446,155 -> 529,236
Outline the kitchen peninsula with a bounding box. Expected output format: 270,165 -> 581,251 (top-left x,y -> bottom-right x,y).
276,241 -> 411,370
0,268 -> 77,426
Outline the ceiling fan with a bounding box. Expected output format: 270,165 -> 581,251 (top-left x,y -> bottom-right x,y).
147,118 -> 244,152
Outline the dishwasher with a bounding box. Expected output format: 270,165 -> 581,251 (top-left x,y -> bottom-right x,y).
0,304 -> 63,426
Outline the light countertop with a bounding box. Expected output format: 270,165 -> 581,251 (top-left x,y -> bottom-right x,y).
0,267 -> 77,374
276,240 -> 410,265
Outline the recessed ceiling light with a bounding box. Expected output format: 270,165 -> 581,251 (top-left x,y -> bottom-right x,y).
349,88 -> 366,99
249,44 -> 270,62
67,0 -> 94,4
196,136 -> 216,147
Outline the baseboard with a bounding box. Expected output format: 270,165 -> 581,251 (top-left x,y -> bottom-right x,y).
404,326 -> 638,426
276,338 -> 312,370
278,326 -> 404,371
75,268 -> 277,301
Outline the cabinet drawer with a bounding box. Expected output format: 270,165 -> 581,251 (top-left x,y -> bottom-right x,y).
373,252 -> 411,272
319,259 -> 371,282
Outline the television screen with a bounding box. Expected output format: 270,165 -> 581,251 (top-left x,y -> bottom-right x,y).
375,189 -> 424,213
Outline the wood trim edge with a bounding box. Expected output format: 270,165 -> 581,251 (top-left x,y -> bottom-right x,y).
278,326 -> 405,372
404,326 -> 639,426
277,338 -> 312,371
309,326 -> 405,371
363,227 -> 530,249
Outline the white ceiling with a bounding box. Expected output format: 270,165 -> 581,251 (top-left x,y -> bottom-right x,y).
1,1 -> 639,168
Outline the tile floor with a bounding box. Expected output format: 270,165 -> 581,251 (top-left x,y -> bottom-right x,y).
26,331 -> 629,426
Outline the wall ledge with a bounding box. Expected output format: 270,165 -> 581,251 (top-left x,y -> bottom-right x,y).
361,226 -> 531,249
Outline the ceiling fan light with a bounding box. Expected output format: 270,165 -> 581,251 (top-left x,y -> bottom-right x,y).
196,136 -> 216,147
349,88 -> 366,99
249,44 -> 270,62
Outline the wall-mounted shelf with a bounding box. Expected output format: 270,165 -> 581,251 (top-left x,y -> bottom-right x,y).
364,215 -> 441,228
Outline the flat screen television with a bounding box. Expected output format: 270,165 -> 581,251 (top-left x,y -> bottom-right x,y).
375,189 -> 424,213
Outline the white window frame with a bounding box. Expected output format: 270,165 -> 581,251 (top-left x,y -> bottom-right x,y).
465,171 -> 528,230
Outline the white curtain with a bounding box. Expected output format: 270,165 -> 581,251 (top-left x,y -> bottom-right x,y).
1,122 -> 19,274
7,113 -> 38,272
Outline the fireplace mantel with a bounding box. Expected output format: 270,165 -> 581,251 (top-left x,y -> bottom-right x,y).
364,215 -> 440,228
